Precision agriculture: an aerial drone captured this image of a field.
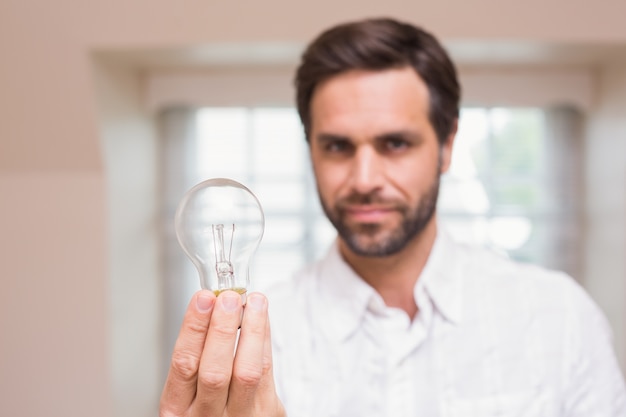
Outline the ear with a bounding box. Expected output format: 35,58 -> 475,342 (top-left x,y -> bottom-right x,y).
439,119 -> 458,174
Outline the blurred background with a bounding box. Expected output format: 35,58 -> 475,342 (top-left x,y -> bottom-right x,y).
1,1 -> 625,416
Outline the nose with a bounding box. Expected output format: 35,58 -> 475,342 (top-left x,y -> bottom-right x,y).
349,145 -> 384,194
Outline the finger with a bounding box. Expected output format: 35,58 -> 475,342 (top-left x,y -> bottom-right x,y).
255,316 -> 285,415
259,315 -> 277,394
193,290 -> 243,416
227,293 -> 269,416
160,290 -> 216,416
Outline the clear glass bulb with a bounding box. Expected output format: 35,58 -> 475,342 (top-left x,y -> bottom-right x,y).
175,178 -> 265,303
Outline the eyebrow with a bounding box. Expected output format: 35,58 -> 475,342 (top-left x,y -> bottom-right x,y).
314,130 -> 422,144
373,130 -> 423,143
314,133 -> 351,145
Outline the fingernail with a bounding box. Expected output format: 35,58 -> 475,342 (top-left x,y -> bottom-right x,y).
220,292 -> 240,312
196,293 -> 215,312
247,294 -> 267,311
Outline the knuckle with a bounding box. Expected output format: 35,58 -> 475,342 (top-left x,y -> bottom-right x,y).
198,369 -> 231,391
261,358 -> 273,376
170,351 -> 199,380
158,403 -> 180,417
244,321 -> 266,338
186,317 -> 210,335
210,322 -> 239,339
232,365 -> 263,387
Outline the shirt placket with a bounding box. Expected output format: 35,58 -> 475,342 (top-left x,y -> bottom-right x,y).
381,295 -> 433,417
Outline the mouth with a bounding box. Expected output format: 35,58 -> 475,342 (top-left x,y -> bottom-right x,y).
342,205 -> 396,223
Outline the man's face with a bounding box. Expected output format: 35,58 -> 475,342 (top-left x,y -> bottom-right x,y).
309,67 -> 454,257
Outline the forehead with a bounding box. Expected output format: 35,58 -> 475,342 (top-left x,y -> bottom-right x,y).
309,67 -> 432,136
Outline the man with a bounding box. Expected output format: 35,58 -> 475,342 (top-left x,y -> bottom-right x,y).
160,18 -> 626,417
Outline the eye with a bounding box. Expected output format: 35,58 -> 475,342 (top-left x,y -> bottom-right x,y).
325,139 -> 353,154
382,137 -> 410,152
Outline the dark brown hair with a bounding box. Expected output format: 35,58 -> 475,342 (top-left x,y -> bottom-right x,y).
295,17 -> 460,145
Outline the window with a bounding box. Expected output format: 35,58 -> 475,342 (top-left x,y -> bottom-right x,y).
441,108 -> 548,263
193,107 -> 335,292
440,107 -> 583,275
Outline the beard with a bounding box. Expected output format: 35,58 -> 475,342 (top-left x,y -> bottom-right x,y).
319,168 -> 441,258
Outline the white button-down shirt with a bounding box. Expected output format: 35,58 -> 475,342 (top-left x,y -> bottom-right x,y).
267,230 -> 626,417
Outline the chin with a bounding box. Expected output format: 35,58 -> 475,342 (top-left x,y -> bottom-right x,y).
344,232 -> 403,257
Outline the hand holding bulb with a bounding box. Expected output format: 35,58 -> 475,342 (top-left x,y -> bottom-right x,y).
160,178 -> 285,417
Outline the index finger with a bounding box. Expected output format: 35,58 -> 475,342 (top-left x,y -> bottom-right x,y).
160,290 -> 216,416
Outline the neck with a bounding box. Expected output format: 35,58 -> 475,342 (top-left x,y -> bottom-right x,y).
338,218 -> 438,319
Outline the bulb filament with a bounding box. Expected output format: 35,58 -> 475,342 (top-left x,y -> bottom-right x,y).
212,223 -> 235,289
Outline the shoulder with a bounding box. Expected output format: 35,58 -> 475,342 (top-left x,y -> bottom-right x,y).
457,240 -> 582,301
445,238 -> 609,333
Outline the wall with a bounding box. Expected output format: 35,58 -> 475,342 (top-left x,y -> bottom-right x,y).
585,65 -> 626,360
0,174 -> 109,417
94,58 -> 162,417
1,1 -> 626,416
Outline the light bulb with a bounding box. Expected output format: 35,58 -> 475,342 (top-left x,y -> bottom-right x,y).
175,178 -> 265,303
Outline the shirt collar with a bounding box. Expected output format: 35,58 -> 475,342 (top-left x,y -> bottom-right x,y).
316,227 -> 465,342
417,228 -> 464,325
316,240 -> 378,342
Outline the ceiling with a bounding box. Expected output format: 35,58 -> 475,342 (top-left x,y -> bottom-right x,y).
96,40 -> 626,72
